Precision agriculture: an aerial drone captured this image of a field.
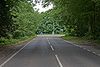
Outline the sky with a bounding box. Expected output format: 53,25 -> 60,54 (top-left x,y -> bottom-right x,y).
32,0 -> 53,13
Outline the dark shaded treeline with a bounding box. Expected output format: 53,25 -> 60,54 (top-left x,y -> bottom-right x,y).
0,0 -> 40,39
49,0 -> 100,39
0,0 -> 17,37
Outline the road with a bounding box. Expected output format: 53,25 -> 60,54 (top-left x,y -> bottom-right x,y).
1,36 -> 100,67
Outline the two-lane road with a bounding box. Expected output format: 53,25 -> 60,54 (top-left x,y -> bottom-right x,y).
1,36 -> 100,67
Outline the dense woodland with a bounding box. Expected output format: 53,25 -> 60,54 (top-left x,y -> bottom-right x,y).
0,0 -> 38,38
0,0 -> 100,45
50,0 -> 100,39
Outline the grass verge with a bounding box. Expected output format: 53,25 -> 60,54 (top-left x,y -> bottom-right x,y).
0,35 -> 36,46
62,36 -> 100,48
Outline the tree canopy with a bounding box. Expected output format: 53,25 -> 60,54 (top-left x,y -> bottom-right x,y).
0,0 -> 100,40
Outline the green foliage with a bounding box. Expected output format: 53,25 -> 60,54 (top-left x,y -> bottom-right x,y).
12,1 -> 37,38
0,0 -> 100,45
0,0 -> 39,39
0,35 -> 35,46
50,0 -> 100,39
36,9 -> 66,34
0,0 -> 38,45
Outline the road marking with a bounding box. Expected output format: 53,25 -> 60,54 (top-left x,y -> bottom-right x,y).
83,48 -> 86,50
48,41 -> 51,45
50,45 -> 54,51
92,52 -> 96,54
48,40 -> 51,45
0,39 -> 34,67
64,40 -> 100,57
47,38 -> 63,67
87,49 -> 91,52
47,38 -> 54,51
47,38 -> 50,44
55,55 -> 63,67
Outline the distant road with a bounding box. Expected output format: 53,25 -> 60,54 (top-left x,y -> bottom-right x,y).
37,34 -> 65,36
1,35 -> 100,67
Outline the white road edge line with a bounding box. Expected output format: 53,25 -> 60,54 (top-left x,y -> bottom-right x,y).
0,39 -> 34,67
50,45 -> 54,51
64,40 -> 100,57
55,55 -> 63,67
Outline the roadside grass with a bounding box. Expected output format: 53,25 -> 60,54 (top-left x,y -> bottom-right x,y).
0,35 -> 36,46
62,36 -> 88,44
62,36 -> 100,47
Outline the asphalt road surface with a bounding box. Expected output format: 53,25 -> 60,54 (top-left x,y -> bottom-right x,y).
1,36 -> 100,67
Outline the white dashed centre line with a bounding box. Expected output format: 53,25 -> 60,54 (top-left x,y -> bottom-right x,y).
50,45 -> 54,51
55,55 -> 63,67
48,41 -> 51,45
47,38 -> 64,67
